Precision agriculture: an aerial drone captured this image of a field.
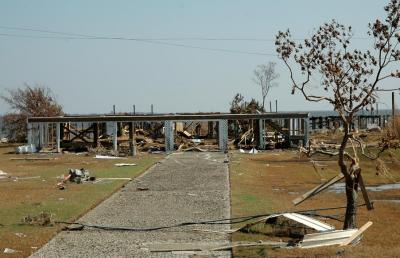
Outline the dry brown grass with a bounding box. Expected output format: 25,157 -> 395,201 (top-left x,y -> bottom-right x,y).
230,149 -> 400,258
0,144 -> 162,258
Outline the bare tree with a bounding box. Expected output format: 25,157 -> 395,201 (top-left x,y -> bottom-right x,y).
275,0 -> 400,229
253,62 -> 279,110
1,84 -> 63,142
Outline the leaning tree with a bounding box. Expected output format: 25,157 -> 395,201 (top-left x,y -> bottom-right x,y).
275,0 -> 400,229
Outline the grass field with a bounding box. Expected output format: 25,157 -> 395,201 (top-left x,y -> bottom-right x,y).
229,149 -> 400,258
0,144 -> 162,258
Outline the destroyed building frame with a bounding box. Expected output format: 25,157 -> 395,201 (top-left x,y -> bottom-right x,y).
27,112 -> 309,153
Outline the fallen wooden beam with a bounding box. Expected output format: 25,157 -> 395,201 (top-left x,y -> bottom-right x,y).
293,173 -> 344,205
211,241 -> 288,251
148,241 -> 287,252
10,157 -> 52,161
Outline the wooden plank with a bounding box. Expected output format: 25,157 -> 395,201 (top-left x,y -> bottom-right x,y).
340,221 -> 373,246
148,241 -> 287,252
358,174 -> 374,210
293,173 -> 344,205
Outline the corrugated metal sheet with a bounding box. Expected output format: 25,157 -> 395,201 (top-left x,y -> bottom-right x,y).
268,213 -> 335,232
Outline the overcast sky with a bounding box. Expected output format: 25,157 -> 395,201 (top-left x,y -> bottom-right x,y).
0,0 -> 397,114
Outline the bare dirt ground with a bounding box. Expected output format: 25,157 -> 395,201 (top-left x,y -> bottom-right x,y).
30,152 -> 231,258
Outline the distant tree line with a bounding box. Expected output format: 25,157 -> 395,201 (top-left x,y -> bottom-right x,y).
1,84 -> 63,142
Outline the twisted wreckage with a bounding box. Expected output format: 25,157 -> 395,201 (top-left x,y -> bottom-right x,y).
26,112 -> 309,153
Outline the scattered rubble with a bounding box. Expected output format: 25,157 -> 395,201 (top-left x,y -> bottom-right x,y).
236,212 -> 372,249
21,212 -> 52,226
15,232 -> 26,238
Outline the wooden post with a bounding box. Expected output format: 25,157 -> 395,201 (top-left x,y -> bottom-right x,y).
275,100 -> 278,113
113,105 -> 116,115
269,101 -> 272,112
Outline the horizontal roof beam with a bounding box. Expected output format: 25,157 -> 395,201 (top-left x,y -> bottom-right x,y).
27,112 -> 310,123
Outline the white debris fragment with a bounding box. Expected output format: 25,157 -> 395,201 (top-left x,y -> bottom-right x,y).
0,170 -> 8,179
3,248 -> 18,254
14,232 -> 26,238
248,148 -> 258,154
114,163 -> 137,167
94,155 -> 127,160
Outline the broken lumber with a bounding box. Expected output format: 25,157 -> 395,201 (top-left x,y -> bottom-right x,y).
293,173 -> 344,205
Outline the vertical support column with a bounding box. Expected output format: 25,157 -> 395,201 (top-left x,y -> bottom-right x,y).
27,122 -> 32,145
218,119 -> 228,152
56,122 -> 61,153
39,122 -> 44,148
304,116 -> 310,147
129,122 -> 137,156
164,120 -> 174,152
258,119 -> 265,150
44,123 -> 49,148
113,122 -> 118,152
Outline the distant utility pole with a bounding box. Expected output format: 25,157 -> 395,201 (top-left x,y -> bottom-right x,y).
151,104 -> 154,114
133,105 -> 136,115
275,100 -> 278,113
113,105 -> 116,115
269,101 -> 272,112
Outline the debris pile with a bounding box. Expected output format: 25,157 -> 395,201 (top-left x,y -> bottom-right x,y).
57,168 -> 95,189
236,213 -> 373,249
15,144 -> 37,154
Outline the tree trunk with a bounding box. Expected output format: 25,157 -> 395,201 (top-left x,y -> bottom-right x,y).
338,122 -> 359,230
262,97 -> 265,111
343,177 -> 358,229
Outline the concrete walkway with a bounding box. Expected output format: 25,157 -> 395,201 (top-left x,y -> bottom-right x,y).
31,152 -> 231,258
